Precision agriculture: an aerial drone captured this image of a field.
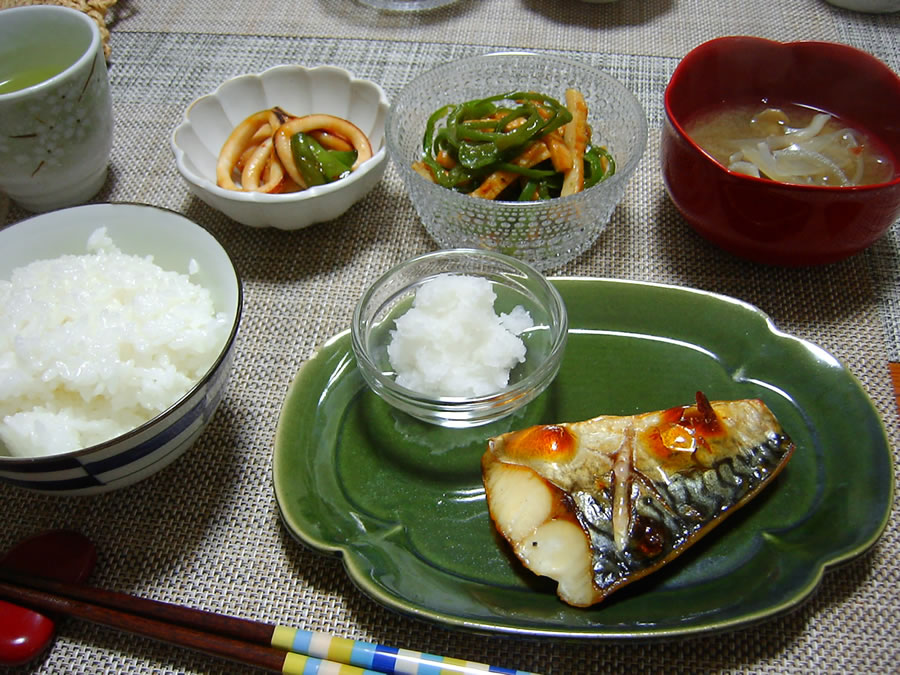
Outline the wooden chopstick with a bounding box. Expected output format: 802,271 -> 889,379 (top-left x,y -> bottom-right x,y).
0,568 -> 539,675
0,574 -> 370,674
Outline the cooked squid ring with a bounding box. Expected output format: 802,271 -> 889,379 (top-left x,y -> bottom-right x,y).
235,122 -> 276,170
250,123 -> 274,145
309,129 -> 354,153
216,110 -> 283,190
240,137 -> 285,193
231,123 -> 275,172
237,140 -> 262,172
274,114 -> 374,188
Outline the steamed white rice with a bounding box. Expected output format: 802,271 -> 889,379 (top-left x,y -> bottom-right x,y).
0,228 -> 229,458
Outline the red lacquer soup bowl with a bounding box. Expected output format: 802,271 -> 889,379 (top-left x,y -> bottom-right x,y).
662,36 -> 900,266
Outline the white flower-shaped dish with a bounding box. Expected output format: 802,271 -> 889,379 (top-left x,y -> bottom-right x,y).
171,65 -> 389,230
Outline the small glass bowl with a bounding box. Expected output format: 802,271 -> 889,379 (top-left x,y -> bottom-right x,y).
351,249 -> 568,428
386,52 -> 648,271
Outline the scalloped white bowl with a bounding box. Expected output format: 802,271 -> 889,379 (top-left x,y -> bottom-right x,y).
171,65 -> 389,230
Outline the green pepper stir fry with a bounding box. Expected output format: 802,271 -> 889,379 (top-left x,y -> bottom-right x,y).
290,133 -> 357,187
415,90 -> 616,200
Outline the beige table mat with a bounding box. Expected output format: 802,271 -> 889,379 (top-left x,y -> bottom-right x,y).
105,0 -> 851,58
1,2 -> 899,673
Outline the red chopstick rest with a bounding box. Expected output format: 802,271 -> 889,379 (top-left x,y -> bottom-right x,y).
0,599 -> 56,666
0,530 -> 96,666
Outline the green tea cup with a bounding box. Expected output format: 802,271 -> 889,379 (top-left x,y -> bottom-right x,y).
0,5 -> 113,212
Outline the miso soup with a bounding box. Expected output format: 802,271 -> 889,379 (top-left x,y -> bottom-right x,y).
685,102 -> 895,187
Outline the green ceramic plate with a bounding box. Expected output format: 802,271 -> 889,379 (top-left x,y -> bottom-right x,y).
273,278 -> 892,638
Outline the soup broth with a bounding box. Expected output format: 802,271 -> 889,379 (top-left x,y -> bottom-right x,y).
685,102 -> 895,187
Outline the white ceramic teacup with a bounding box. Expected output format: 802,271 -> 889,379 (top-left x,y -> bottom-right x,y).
0,5 -> 113,212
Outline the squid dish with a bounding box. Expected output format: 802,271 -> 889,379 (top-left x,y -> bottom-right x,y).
216,106 -> 373,193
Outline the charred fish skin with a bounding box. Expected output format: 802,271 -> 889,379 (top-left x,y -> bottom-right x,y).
577,428 -> 794,597
482,392 -> 795,607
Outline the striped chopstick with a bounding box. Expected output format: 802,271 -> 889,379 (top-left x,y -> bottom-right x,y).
0,569 -> 538,675
269,625 -> 532,675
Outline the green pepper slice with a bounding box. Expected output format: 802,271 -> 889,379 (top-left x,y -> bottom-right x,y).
518,179 -> 540,201
290,132 -> 357,186
584,145 -> 617,189
291,133 -> 327,186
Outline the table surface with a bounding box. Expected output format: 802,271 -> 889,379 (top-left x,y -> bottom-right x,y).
1,0 -> 899,672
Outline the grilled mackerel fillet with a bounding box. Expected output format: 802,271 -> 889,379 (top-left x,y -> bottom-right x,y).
481,392 -> 795,607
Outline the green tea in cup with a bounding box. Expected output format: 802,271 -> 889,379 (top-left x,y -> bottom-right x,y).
0,64 -> 69,94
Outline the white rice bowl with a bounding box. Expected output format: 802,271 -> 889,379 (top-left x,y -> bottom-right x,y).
0,203 -> 241,495
0,227 -> 229,457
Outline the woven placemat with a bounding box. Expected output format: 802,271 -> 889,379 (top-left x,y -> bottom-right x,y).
2,1 -> 899,669
0,0 -> 117,57
2,30 -> 898,673
95,0 -> 846,60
